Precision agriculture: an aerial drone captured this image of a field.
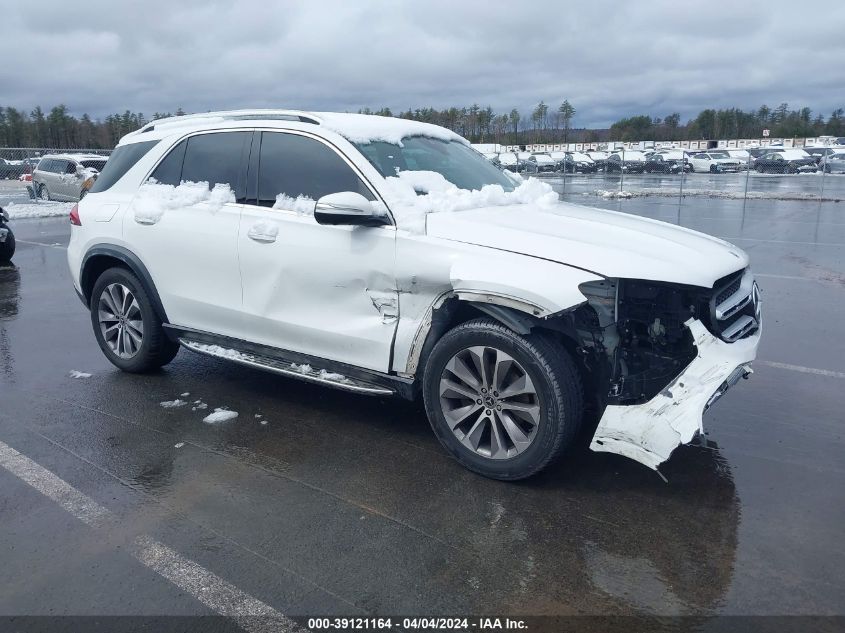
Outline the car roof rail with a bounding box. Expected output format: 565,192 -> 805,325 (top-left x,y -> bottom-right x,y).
136,109 -> 322,134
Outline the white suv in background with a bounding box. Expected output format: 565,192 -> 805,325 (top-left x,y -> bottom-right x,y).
67,110 -> 761,480
689,151 -> 742,173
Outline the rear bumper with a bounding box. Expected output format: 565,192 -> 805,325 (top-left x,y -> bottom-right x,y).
590,318 -> 761,471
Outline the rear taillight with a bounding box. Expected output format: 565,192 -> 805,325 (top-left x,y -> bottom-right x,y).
69,204 -> 81,226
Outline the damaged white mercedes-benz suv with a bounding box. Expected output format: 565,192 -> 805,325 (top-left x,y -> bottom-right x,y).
67,110 -> 761,480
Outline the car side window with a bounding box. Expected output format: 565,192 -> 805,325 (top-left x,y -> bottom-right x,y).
180,132 -> 250,201
256,132 -> 374,208
150,140 -> 188,186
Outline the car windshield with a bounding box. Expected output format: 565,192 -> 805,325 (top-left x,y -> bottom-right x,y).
709,151 -> 730,159
355,137 -> 515,192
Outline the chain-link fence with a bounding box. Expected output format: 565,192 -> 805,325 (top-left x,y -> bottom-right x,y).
0,147 -> 112,210
481,136 -> 844,243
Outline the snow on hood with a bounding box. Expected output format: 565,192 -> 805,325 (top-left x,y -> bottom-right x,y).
425,201 -> 748,288
133,180 -> 235,223
317,112 -> 467,146
382,172 -> 558,233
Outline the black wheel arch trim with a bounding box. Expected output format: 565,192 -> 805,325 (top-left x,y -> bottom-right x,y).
80,244 -> 169,323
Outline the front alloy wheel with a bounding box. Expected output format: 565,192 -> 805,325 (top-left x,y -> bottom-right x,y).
98,283 -> 143,358
439,346 -> 539,459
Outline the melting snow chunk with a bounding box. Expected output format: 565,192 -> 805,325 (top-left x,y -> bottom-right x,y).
203,408 -> 239,424
174,442 -> 185,449
160,399 -> 187,408
69,370 -> 92,379
133,180 -> 235,224
180,392 -> 190,397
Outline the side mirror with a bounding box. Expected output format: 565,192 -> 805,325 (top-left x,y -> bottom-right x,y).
314,192 -> 389,227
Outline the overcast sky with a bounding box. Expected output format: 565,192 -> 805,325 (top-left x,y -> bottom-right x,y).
4,1 -> 844,127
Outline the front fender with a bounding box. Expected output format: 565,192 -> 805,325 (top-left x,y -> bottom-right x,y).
450,255 -> 602,317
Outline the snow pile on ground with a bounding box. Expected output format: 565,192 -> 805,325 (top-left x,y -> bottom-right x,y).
160,399 -> 187,408
68,370 -> 92,379
588,188 -> 843,202
273,194 -> 315,214
317,112 -> 467,146
5,202 -> 74,219
383,174 -> 560,233
203,408 -> 239,424
133,181 -> 235,223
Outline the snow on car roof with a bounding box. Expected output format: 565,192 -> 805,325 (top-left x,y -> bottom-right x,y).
38,153 -> 108,162
121,109 -> 466,148
315,112 -> 466,146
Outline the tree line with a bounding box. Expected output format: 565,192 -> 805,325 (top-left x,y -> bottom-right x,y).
2,101 -> 843,150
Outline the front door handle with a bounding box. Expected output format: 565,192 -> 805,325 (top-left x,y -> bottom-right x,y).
247,230 -> 277,243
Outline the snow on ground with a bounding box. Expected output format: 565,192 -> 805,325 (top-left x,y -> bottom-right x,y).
160,399 -> 187,408
5,201 -> 74,219
133,181 -> 235,223
68,370 -> 91,379
203,408 -> 239,424
588,188 -> 844,201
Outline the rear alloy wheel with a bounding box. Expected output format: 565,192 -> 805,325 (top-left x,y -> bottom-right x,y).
423,318 -> 583,480
38,184 -> 51,201
90,268 -> 179,373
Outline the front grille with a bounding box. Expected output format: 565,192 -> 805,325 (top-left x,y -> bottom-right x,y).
710,269 -> 760,342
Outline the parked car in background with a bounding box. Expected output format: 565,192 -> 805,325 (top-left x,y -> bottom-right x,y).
754,149 -> 817,173
689,151 -> 741,173
480,152 -> 500,166
498,152 -> 521,173
605,150 -> 647,173
32,154 -> 109,201
527,153 -> 557,173
724,149 -> 751,169
644,150 -> 689,174
0,158 -> 25,180
820,151 -> 845,173
567,151 -> 596,173
67,109 -> 761,480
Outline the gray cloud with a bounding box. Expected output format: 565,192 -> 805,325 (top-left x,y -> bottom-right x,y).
2,0 -> 844,127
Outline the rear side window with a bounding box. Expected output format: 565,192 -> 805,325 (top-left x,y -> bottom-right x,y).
89,141 -> 158,193
256,132 -> 373,207
180,132 -> 250,201
149,140 -> 187,186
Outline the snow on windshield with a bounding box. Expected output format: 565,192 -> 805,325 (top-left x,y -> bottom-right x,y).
381,172 -> 559,233
133,180 -> 235,223
317,112 -> 467,147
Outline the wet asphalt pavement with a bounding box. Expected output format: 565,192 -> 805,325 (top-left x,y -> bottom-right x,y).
1,177 -> 844,628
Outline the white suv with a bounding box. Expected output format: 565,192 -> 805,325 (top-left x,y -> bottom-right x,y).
67,110 -> 761,480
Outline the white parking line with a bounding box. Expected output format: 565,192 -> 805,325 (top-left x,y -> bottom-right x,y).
16,239 -> 67,249
757,360 -> 845,379
0,439 -> 302,633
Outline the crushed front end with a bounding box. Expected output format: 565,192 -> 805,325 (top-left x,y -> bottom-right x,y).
572,268 -> 762,470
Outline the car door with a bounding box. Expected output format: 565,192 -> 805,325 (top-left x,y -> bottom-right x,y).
237,130 -> 398,372
122,130 -> 251,338
57,160 -> 82,199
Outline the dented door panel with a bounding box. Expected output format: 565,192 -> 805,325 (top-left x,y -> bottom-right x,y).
237,205 -> 398,372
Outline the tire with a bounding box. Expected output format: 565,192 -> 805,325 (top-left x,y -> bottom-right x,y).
0,227 -> 14,264
688,164 -> 695,173
90,267 -> 179,373
756,165 -> 765,173
38,184 -> 51,201
709,164 -> 718,173
422,318 -> 583,480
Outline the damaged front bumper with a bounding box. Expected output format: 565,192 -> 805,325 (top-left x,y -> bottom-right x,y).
590,318 -> 760,471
